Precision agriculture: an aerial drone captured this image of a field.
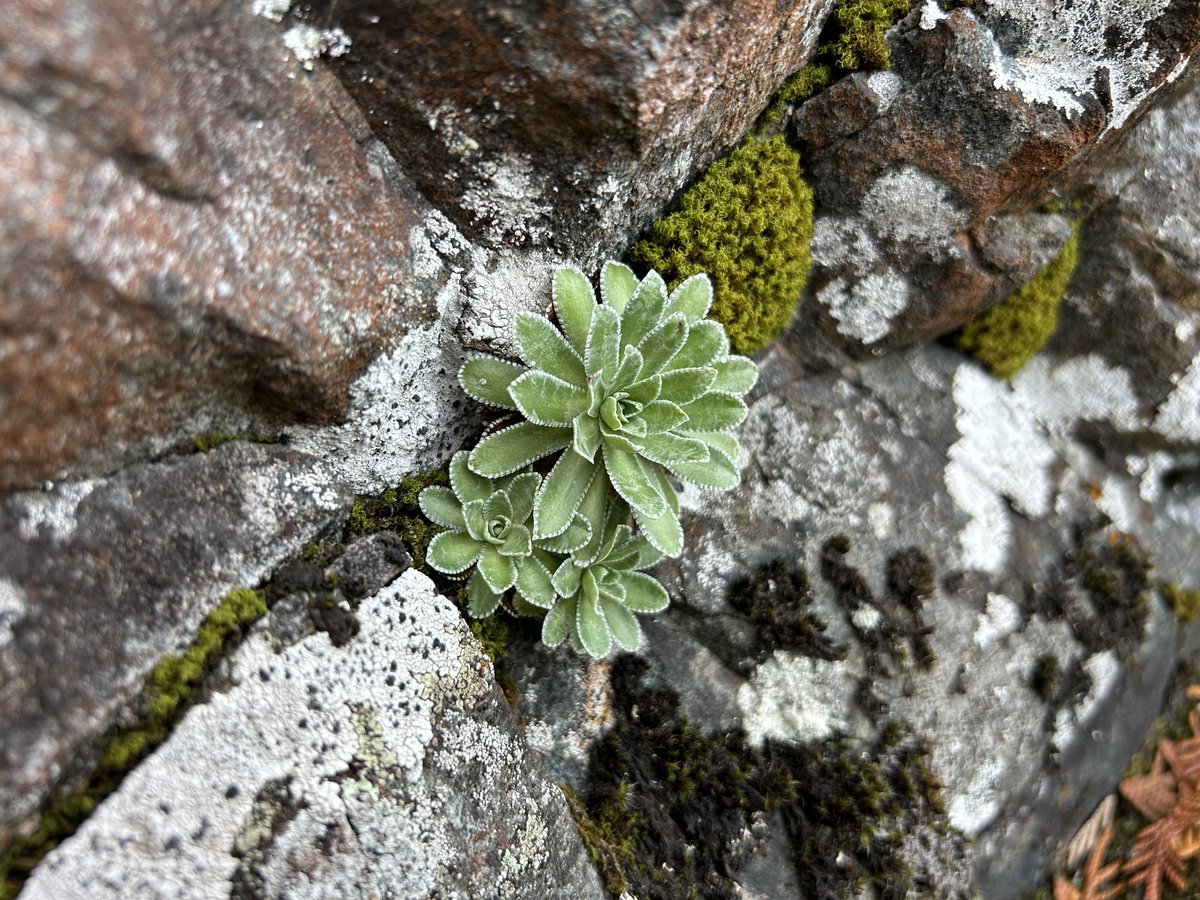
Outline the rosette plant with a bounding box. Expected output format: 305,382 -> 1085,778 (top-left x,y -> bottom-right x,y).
460,262 -> 757,557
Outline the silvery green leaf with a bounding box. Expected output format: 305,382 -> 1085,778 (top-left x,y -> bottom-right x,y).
533,449 -> 596,539
639,400 -> 688,435
670,441 -> 739,490
620,270 -> 668,348
467,570 -> 501,618
600,260 -> 639,314
711,355 -> 758,395
536,511 -> 591,554
512,595 -> 547,617
619,571 -> 670,613
509,370 -> 589,426
639,431 -> 710,467
450,450 -> 492,504
460,357 -> 525,409
679,391 -> 747,431
576,574 -> 611,659
668,319 -> 727,370
609,532 -> 662,570
426,531 -> 482,574
505,472 -> 540,524
631,502 -> 683,557
596,572 -> 626,604
623,375 -> 662,405
514,312 -> 586,385
600,429 -> 642,454
484,490 -> 512,525
586,305 -> 621,382
478,544 -> 518,593
600,595 -> 641,651
647,460 -> 679,515
683,430 -> 739,460
570,626 -> 584,655
499,523 -> 532,557
603,444 -> 667,519
551,557 -> 582,598
658,367 -> 717,405
515,555 -> 555,609
553,266 -> 595,355
418,486 -> 464,530
638,313 -> 688,373
462,499 -> 486,541
610,345 -> 643,391
665,273 -> 712,323
541,596 -> 576,647
597,523 -> 631,564
573,412 -> 602,462
572,466 -> 612,563
469,422 -> 571,477
620,415 -> 647,438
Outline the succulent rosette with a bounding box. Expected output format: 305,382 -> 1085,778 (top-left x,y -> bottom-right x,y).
460,262 -> 757,557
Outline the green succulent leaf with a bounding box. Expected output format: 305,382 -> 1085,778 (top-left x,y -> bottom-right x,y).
600,595 -> 641,651
664,273 -> 713,323
679,391 -> 748,431
669,319 -> 728,370
426,531 -> 482,574
658,367 -> 717,405
505,472 -> 540,524
542,595 -> 576,647
514,312 -> 586,385
534,449 -> 596,538
684,430 -> 739,461
483,490 -> 513,526
469,422 -> 571,477
638,313 -> 688,373
669,443 -> 739,490
576,575 -> 612,658
515,556 -> 556,609
623,375 -> 662,405
551,557 -> 582,598
553,266 -> 595,355
603,444 -> 667,519
499,523 -> 532,557
467,570 -> 501,618
478,544 -> 518,593
620,270 -> 669,348
509,371 -> 589,426
586,305 -> 621,382
631,502 -> 683,558
459,357 -> 525,410
573,412 -> 602,462
573,466 -> 613,564
462,499 -> 486,541
639,431 -> 710,467
619,570 -> 671,613
418,485 -> 464,530
450,450 -> 492,504
600,260 -> 639,314
535,511 -> 592,554
639,400 -> 689,435
711,355 -> 758,394
610,345 -> 644,392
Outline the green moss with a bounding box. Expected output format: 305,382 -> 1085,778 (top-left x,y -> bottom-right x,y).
954,223 -> 1081,379
344,467 -> 450,570
823,0 -> 915,71
630,135 -> 815,355
0,586 -> 267,899
1160,581 -> 1200,623
191,429 -> 277,453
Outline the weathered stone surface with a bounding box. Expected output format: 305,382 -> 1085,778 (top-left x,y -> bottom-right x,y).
0,442 -> 350,844
316,0 -> 833,260
789,0 -> 1200,353
0,0 -> 441,491
22,569 -> 605,900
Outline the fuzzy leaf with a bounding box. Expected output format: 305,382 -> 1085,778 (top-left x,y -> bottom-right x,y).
601,261 -> 639,314
619,571 -> 671,613
659,367 -> 717,405
684,430 -> 739,460
608,533 -> 663,570
499,523 -> 532,557
505,472 -> 540,524
509,370 -> 589,426
542,596 -> 576,647
534,449 -> 597,538
535,512 -> 592,554
552,557 -> 582,598
515,556 -> 556,609
620,270 -> 668,348
631,502 -> 684,558
469,422 -> 571,477
639,400 -> 689,435
586,305 -> 621,381
460,357 -> 524,409
623,375 -> 662,405
462,499 -> 486,541
573,466 -> 612,564
679,391 -> 747,431
467,570 -> 501,618
515,313 -> 586,385
600,595 -> 641,651
638,313 -> 688,374
577,575 -> 612,658
603,444 -> 667,518
668,320 -> 727,370
478,544 -> 518,593
639,431 -> 710,466
553,266 -> 595,355
418,486 -> 464,530
426,531 -> 482,574
450,450 -> 492,504
483,490 -> 512,526
670,444 -> 739,490
573,412 -> 602,462
610,345 -> 644,392
711,355 -> 758,395
665,273 -> 712,323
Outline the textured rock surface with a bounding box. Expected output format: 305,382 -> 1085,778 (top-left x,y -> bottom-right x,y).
21,568 -> 605,900
0,443 -> 349,845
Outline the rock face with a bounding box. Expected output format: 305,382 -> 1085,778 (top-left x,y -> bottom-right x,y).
3,0 -> 1200,898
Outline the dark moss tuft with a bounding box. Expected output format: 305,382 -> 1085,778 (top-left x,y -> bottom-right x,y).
728,558 -> 847,669
344,467 -> 450,570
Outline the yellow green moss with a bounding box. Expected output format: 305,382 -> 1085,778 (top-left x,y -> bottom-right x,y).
630,135 -> 815,355
191,429 -> 277,453
954,223 -> 1081,379
1160,581 -> 1200,623
344,467 -> 450,570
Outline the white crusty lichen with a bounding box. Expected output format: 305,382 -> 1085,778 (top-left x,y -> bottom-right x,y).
281,24 -> 351,71
736,651 -> 857,745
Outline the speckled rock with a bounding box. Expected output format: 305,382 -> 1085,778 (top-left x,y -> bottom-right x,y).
0,442 -> 350,846
20,569 -> 605,900
789,0 -> 1200,353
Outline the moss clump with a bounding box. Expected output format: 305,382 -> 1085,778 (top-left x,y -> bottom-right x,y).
0,587 -> 267,899
630,134 -> 815,355
191,429 -> 277,453
1160,581 -> 1200,623
344,467 -> 450,570
954,223 -> 1081,379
